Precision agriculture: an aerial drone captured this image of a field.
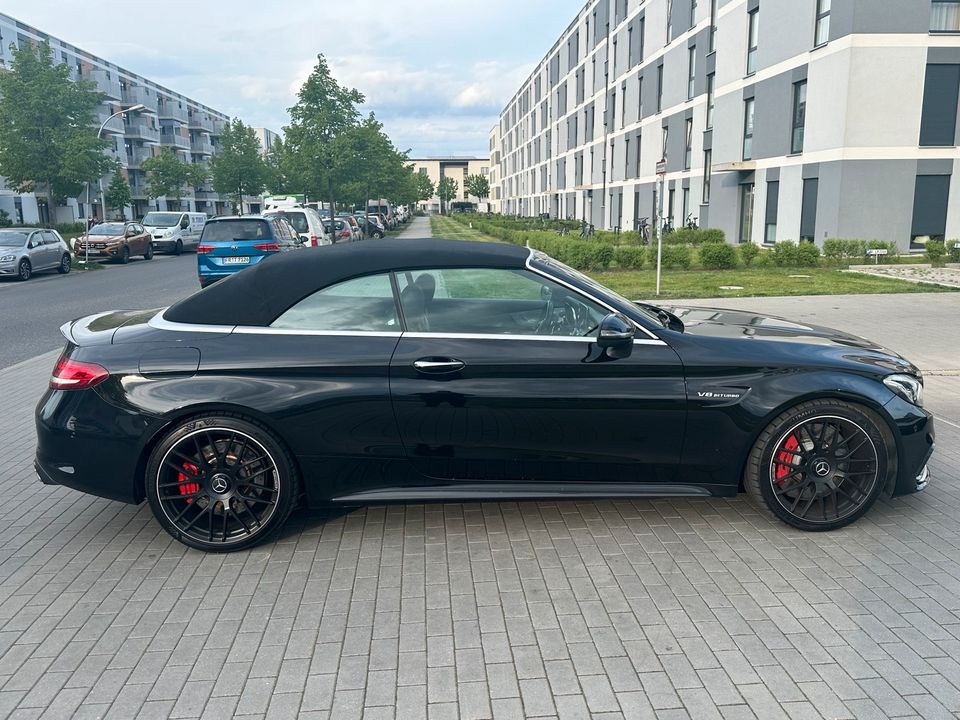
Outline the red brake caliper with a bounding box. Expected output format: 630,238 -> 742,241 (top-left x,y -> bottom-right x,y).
775,435 -> 801,486
178,462 -> 201,501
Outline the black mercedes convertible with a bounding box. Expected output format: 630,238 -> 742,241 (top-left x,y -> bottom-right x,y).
35,239 -> 934,551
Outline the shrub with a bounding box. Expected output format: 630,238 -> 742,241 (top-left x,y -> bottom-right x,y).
865,239 -> 900,264
948,239 -> 960,263
796,241 -> 822,267
0,209 -> 10,227
925,239 -> 947,268
753,249 -> 773,267
740,242 -> 760,267
771,240 -> 800,267
648,244 -> 692,269
698,242 -> 739,270
614,245 -> 645,269
664,227 -> 696,245
822,238 -> 847,265
697,228 -> 726,245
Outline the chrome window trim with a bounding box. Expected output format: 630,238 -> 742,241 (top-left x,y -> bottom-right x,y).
401,331 -> 664,346
234,327 -> 402,338
149,311 -> 236,334
523,248 -> 661,340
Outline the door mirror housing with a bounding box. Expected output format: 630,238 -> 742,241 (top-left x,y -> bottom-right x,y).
597,313 -> 635,359
180,218 -> 189,229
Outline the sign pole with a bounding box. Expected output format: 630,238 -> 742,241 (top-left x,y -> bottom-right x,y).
655,159 -> 666,297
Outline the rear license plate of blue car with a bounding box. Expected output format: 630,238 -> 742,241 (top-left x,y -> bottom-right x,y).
222,257 -> 250,265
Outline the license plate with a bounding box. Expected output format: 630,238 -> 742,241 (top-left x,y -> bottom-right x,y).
222,256 -> 249,265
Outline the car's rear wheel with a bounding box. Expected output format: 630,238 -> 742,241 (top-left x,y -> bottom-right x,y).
145,414 -> 300,552
144,243 -> 153,260
744,399 -> 893,531
17,259 -> 31,281
58,254 -> 71,274
118,246 -> 130,264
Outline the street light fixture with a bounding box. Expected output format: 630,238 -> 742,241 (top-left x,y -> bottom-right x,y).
83,104 -> 147,265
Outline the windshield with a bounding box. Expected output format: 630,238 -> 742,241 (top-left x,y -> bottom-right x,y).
266,211 -> 308,233
89,223 -> 126,236
0,231 -> 28,247
142,212 -> 181,227
532,251 -> 661,325
201,220 -> 271,241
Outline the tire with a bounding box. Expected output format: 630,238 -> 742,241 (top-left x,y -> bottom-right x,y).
144,243 -> 153,260
58,254 -> 71,274
17,259 -> 31,281
145,414 -> 300,552
118,246 -> 130,264
174,239 -> 183,256
744,399 -> 894,531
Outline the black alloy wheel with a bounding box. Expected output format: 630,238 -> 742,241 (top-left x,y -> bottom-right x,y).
146,415 -> 299,551
745,399 -> 892,531
17,259 -> 31,281
174,239 -> 183,256
144,243 -> 153,260
58,254 -> 71,274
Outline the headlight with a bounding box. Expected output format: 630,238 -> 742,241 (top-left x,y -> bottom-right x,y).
0,254 -> 14,262
884,374 -> 923,407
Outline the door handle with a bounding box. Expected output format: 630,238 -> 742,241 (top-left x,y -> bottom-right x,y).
413,358 -> 465,373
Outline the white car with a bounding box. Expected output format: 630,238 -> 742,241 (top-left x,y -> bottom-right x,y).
263,207 -> 331,247
141,211 -> 207,255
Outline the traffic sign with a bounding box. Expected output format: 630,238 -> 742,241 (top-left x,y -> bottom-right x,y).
656,159 -> 667,176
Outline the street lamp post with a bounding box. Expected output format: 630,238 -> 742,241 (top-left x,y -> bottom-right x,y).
96,104 -> 146,225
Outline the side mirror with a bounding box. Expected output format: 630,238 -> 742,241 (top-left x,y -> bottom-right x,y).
597,313 -> 635,359
180,220 -> 189,229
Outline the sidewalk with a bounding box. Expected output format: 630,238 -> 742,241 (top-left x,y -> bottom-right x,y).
395,216 -> 432,239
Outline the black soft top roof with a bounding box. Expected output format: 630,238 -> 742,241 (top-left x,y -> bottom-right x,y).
165,238 -> 531,326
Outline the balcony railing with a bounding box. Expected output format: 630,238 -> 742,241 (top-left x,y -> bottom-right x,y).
158,103 -> 188,122
125,124 -> 160,143
188,113 -> 214,132
122,85 -> 154,108
87,69 -> 122,100
125,148 -> 154,169
210,118 -> 227,135
191,138 -> 214,155
97,112 -> 125,135
160,133 -> 191,149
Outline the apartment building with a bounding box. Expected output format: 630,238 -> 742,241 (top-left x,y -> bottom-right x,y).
0,13 -> 241,224
409,157 -> 491,213
491,0 -> 960,250
254,127 -> 281,155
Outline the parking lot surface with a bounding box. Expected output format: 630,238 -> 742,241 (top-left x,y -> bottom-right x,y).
0,293 -> 958,719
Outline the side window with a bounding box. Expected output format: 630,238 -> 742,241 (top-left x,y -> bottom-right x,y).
270,273 -> 399,332
28,232 -> 42,248
42,231 -> 59,245
396,268 -> 607,337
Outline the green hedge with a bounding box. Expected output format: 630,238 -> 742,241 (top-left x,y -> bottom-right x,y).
740,243 -> 760,267
771,240 -> 820,268
948,239 -> 960,263
698,243 -> 739,270
925,240 -> 947,268
614,245 -> 645,269
646,244 -> 692,269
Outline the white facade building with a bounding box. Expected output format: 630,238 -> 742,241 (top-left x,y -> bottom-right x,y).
409,157 -> 491,213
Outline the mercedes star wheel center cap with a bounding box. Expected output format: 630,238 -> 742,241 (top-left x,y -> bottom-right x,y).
813,460 -> 831,477
211,473 -> 230,493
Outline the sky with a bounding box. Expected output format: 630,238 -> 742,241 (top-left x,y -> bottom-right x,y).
14,1 -> 583,158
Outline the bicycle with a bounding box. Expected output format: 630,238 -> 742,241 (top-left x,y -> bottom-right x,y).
637,217 -> 651,245
684,214 -> 699,230
557,225 -> 570,237
579,222 -> 595,238
661,219 -> 675,236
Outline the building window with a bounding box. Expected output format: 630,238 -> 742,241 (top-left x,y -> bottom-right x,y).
628,26 -> 634,66
815,0 -> 831,46
764,180 -> 779,244
684,118 -> 693,169
661,126 -> 669,161
739,183 -> 755,244
931,1 -> 960,31
625,137 -> 631,177
612,38 -> 618,77
690,0 -> 698,28
911,174 -> 952,249
419,167 -> 428,175
800,178 -> 819,243
742,98 -> 755,160
687,46 -> 696,100
706,74 -> 715,129
709,0 -> 718,52
621,82 -> 627,128
791,80 -> 807,153
639,17 -> 646,60
657,64 -> 664,112
919,64 -> 960,146
703,149 -> 712,203
667,0 -> 674,41
668,188 -> 675,228
746,9 -> 759,75
682,187 -> 691,225
636,132 -> 642,176
638,75 -> 644,120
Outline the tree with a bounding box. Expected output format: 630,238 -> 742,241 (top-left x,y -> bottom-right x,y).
412,172 -> 435,206
141,148 -> 204,208
103,167 -> 131,219
283,54 -> 364,216
210,119 -> 267,214
437,176 -> 458,214
464,174 -> 490,206
264,136 -> 293,195
0,41 -> 113,212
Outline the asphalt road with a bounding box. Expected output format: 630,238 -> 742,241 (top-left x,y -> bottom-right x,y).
0,253 -> 199,368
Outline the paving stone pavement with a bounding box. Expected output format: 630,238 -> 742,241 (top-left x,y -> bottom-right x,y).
0,298 -> 959,719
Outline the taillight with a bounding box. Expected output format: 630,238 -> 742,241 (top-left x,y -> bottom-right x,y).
196,245 -> 214,254
254,242 -> 280,252
309,235 -> 318,247
49,354 -> 108,390
338,230 -> 350,238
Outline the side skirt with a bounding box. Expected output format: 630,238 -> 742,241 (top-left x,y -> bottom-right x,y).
331,482 -> 736,504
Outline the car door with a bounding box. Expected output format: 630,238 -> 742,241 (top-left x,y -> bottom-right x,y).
42,231 -> 63,269
389,267 -> 687,485
26,231 -> 49,269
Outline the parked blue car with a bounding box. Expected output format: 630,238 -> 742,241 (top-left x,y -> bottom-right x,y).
197,216 -> 303,287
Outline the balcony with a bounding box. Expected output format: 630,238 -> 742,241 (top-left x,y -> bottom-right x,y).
194,189 -> 219,200
191,138 -> 214,155
210,117 -> 227,135
160,133 -> 190,149
87,69 -> 122,100
97,111 -> 125,135
122,85 -> 154,109
125,123 -> 160,143
125,148 -> 154,169
158,103 -> 188,122
188,113 -> 214,132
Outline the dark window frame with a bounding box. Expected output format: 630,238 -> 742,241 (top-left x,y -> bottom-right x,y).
791,80 -> 807,154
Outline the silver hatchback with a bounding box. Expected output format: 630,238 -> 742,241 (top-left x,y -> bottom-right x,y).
0,228 -> 72,281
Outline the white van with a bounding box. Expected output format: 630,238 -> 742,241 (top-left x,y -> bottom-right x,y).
141,211 -> 208,255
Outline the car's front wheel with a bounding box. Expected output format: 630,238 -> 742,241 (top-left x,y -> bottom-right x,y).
744,399 -> 893,531
174,239 -> 183,256
58,254 -> 71,274
144,243 -> 153,260
145,414 -> 300,552
17,259 -> 31,281
118,246 -> 130,264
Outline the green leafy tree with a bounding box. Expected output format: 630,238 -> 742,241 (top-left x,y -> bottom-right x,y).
264,135 -> 293,194
283,54 -> 364,216
210,119 -> 267,214
141,147 -> 203,208
464,174 -> 490,205
0,41 -> 113,211
437,176 -> 458,214
413,172 -> 435,205
103,167 -> 132,219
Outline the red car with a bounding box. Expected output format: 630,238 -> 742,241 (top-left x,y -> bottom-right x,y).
75,221 -> 153,263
